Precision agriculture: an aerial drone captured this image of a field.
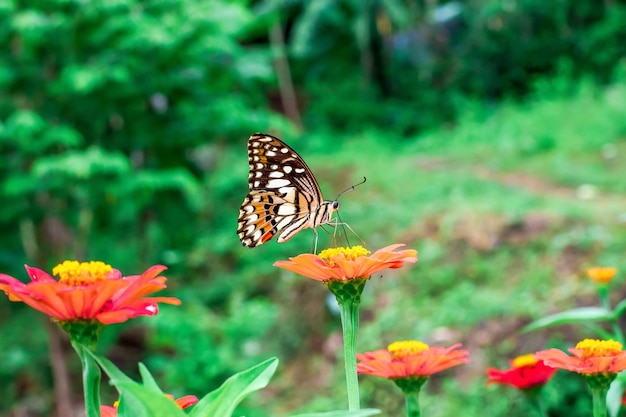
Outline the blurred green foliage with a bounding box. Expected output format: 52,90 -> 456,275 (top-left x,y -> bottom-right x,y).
1,0 -> 626,416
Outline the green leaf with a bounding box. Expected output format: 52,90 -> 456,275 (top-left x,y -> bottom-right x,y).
57,65 -> 106,94
614,299 -> 626,318
41,125 -> 84,148
87,350 -> 135,386
3,110 -> 46,143
88,352 -> 184,417
607,378 -> 623,417
522,307 -> 613,333
290,0 -> 337,57
189,357 -> 278,417
33,147 -> 130,180
291,410 -> 381,417
138,363 -> 163,392
115,382 -> 187,417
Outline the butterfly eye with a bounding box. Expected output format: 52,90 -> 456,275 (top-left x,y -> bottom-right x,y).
333,201 -> 339,210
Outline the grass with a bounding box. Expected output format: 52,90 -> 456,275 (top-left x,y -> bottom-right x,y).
47,73 -> 622,417
248,75 -> 626,416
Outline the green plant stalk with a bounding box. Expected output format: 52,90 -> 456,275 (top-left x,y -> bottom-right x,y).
523,387 -> 548,417
394,378 -> 427,417
405,391 -> 420,417
598,286 -> 626,345
590,386 -> 608,417
609,318 -> 625,346
328,279 -> 367,411
339,298 -> 360,411
72,342 -> 101,417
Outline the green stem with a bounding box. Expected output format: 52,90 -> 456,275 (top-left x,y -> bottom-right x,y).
72,342 -> 101,417
405,391 -> 421,417
339,298 -> 360,411
523,388 -> 548,417
590,386 -> 608,417
598,286 -> 625,345
609,319 -> 625,346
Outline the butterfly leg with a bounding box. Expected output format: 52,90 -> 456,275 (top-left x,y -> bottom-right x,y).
340,221 -> 365,247
312,228 -> 319,254
325,217 -> 365,248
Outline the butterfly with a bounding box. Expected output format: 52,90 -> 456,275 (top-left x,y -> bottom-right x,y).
237,133 -> 340,249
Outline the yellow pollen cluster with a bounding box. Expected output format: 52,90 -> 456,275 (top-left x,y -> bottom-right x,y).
575,339 -> 623,358
319,246 -> 371,266
586,267 -> 618,284
52,260 -> 113,286
512,353 -> 538,368
387,340 -> 429,359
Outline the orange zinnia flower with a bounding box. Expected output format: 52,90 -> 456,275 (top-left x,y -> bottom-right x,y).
357,340 -> 470,379
586,267 -> 618,284
534,339 -> 626,375
100,394 -> 198,416
273,244 -> 417,282
0,261 -> 181,325
487,354 -> 557,390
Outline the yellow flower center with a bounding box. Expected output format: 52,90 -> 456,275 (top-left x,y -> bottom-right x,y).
586,267 -> 618,284
319,246 -> 370,266
319,246 -> 371,261
388,340 -> 429,360
52,260 -> 113,286
575,339 -> 623,358
512,353 -> 538,368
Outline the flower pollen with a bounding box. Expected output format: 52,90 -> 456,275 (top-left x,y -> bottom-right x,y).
319,246 -> 371,261
388,340 -> 429,360
52,260 -> 113,286
512,353 -> 539,368
576,339 -> 623,358
319,246 -> 371,266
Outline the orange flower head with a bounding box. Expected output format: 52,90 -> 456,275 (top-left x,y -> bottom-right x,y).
273,244 -> 417,282
486,353 -> 557,390
357,340 -> 470,380
534,339 -> 626,375
0,261 -> 181,325
586,267 -> 618,284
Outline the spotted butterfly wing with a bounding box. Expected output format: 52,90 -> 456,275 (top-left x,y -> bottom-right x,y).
237,133 -> 339,248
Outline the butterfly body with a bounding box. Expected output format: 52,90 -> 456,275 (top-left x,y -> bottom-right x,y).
237,133 -> 339,248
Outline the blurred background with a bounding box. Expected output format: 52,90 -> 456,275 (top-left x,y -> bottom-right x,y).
1,0 -> 626,416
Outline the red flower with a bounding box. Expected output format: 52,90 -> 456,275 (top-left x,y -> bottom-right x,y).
357,340 -> 470,379
169,394 -> 199,408
534,339 -> 626,375
0,261 -> 180,324
273,244 -> 417,282
487,354 -> 557,389
100,405 -> 117,417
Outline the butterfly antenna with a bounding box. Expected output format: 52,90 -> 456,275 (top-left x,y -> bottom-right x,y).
335,177 -> 367,201
330,177 -> 366,248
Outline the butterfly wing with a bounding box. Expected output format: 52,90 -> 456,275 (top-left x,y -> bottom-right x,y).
237,133 -> 328,248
